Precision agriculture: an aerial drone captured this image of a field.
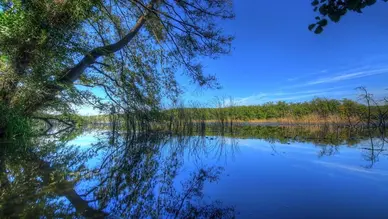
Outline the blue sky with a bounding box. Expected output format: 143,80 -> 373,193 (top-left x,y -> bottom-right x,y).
180,0 -> 388,105
78,1 -> 388,115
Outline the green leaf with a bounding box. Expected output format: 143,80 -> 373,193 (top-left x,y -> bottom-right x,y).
347,0 -> 360,10
328,13 -> 341,22
319,4 -> 328,16
308,24 -> 316,31
314,26 -> 323,34
317,19 -> 328,27
312,0 -> 319,6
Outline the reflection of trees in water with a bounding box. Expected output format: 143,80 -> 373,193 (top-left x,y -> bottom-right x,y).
208,125 -> 376,146
360,128 -> 388,169
80,124 -> 388,169
0,130 -> 107,218
213,125 -> 387,167
318,126 -> 385,167
1,125 -> 387,217
0,130 -> 235,218
165,134 -> 239,165
103,124 -> 388,172
90,121 -> 377,146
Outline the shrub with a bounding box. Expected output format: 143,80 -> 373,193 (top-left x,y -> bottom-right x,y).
0,103 -> 33,139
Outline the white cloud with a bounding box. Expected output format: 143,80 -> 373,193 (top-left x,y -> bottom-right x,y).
314,161 -> 388,176
234,92 -> 267,105
286,70 -> 327,82
305,68 -> 388,86
233,87 -> 350,105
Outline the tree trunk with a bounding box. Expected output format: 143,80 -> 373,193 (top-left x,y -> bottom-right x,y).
21,0 -> 159,115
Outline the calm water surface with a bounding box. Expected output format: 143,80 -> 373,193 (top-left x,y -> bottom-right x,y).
0,126 -> 387,218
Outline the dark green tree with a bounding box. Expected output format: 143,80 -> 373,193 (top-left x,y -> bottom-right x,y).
309,0 -> 387,34
0,0 -> 234,134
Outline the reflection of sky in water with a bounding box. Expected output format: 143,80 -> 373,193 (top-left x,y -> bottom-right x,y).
200,138 -> 388,219
64,133 -> 388,219
67,131 -> 105,148
66,131 -> 108,169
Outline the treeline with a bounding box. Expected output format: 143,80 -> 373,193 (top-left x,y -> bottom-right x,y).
161,97 -> 387,127
82,96 -> 388,132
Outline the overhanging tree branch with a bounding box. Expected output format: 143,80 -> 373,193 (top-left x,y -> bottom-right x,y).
60,16 -> 146,83
60,0 -> 159,83
22,0 -> 160,114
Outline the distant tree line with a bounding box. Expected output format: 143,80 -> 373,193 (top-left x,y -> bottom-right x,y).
82,93 -> 388,132
158,92 -> 388,130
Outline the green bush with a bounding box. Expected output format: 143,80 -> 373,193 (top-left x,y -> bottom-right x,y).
0,103 -> 33,139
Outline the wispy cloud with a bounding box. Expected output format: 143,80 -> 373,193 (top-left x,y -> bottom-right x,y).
314,161 -> 388,176
305,68 -> 388,86
234,87 -> 350,105
227,62 -> 388,106
287,69 -> 327,82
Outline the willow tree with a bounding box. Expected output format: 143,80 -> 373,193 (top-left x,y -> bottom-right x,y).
0,0 -> 234,130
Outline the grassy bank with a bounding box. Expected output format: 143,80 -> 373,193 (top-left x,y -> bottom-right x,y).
216,115 -> 361,125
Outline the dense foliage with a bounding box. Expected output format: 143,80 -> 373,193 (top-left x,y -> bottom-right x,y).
0,103 -> 32,138
82,97 -> 388,131
0,0 -> 234,135
159,97 -> 387,125
1,0 -> 387,136
310,0 -> 388,33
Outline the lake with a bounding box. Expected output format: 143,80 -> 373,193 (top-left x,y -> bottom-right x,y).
0,125 -> 387,218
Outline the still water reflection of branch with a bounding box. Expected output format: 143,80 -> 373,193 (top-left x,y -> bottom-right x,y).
1,124 -> 387,218
361,128 -> 387,169
214,125 -> 387,168
0,129 -> 236,218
